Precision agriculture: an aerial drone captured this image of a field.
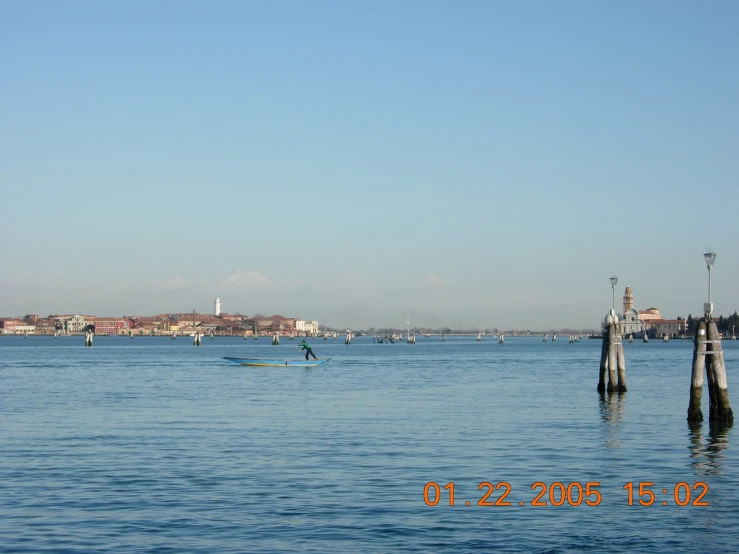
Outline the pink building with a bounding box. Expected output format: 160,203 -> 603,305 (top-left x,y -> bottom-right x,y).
94,319 -> 128,335
0,319 -> 20,334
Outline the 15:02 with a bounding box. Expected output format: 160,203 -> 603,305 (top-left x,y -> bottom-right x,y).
623,482 -> 709,506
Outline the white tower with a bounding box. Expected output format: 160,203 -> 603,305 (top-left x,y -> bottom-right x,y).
214,297 -> 221,316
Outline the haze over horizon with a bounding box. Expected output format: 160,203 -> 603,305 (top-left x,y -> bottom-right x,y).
1,1 -> 737,330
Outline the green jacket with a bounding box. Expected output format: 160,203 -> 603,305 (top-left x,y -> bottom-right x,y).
300,341 -> 311,349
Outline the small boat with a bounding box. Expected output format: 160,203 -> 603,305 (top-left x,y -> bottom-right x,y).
223,357 -> 332,367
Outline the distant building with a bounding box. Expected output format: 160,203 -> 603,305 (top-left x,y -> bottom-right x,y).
294,320 -> 319,335
0,319 -> 22,334
35,322 -> 57,334
653,319 -> 686,338
13,324 -> 36,335
95,319 -> 128,335
221,313 -> 247,322
214,297 -> 221,316
639,308 -> 662,322
621,285 -> 644,335
55,314 -> 90,334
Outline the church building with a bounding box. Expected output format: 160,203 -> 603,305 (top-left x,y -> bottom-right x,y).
621,286 -> 645,335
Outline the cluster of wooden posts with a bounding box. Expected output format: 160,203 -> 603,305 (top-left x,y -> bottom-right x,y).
598,313 -> 627,393
688,319 -> 733,422
599,312 -> 732,423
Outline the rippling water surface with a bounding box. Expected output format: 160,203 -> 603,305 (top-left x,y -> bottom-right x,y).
1,335 -> 737,552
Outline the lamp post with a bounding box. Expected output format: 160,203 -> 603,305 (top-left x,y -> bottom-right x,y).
610,275 -> 618,313
704,250 -> 716,318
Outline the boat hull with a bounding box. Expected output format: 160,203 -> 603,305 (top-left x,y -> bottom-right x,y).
223,357 -> 331,367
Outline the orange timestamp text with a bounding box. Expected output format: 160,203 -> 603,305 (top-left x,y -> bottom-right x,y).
423,481 -> 709,507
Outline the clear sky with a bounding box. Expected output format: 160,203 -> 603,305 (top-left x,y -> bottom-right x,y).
1,0 -> 737,330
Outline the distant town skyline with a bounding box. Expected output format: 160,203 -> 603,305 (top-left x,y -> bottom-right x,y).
1,2 -> 737,329
1,278 -> 736,333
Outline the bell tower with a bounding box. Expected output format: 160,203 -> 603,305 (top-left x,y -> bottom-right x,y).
623,286 -> 634,316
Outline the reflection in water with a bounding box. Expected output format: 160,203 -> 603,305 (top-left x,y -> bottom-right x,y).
599,392 -> 626,448
687,420 -> 733,476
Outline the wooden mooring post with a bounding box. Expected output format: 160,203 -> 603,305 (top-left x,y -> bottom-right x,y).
598,311 -> 626,393
688,318 -> 733,422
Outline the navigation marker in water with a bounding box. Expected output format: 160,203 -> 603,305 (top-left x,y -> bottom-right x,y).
599,274 -> 627,393
687,251 -> 732,423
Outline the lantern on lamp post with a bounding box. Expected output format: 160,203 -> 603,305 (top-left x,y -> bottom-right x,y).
703,250 -> 716,318
609,275 -> 618,314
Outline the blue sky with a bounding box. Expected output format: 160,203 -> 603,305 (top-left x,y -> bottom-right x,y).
1,0 -> 737,329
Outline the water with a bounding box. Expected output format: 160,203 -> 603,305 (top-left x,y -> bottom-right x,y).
1,335 -> 737,552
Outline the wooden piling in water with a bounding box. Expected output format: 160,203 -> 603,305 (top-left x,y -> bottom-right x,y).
84,331 -> 93,347
687,318 -> 733,423
607,322 -> 618,391
272,333 -> 280,345
598,312 -> 626,392
616,338 -> 627,392
597,330 -> 609,393
688,321 -> 707,421
706,321 -> 733,422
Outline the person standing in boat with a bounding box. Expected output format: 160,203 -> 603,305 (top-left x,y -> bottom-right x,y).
300,339 -> 318,360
